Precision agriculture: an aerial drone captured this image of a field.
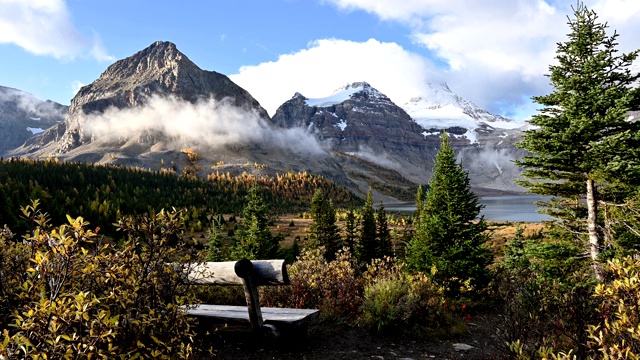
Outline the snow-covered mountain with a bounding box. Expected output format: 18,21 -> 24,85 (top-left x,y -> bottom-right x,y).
402,81 -> 525,143
273,81 -> 527,196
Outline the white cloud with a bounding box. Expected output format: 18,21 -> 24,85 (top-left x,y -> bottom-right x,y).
230,38 -> 437,116
316,0 -> 640,119
0,0 -> 112,61
84,95 -> 325,155
71,80 -> 84,95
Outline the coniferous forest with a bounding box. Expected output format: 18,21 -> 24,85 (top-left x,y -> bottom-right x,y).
0,157 -> 362,236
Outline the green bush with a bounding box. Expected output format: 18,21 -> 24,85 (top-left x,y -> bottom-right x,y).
360,258 -> 452,334
0,202 -> 199,359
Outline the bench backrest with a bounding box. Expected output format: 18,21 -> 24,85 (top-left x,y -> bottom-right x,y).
185,259 -> 289,335
185,259 -> 289,286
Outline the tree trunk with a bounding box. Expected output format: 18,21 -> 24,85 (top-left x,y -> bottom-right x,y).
586,179 -> 602,280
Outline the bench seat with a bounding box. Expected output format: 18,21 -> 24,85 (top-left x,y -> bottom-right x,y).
186,304 -> 319,327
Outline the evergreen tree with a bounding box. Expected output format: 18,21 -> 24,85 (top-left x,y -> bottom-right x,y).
308,189 -> 342,260
376,202 -> 392,258
414,184 -> 424,222
231,184 -> 279,259
357,188 -> 377,264
344,207 -> 358,255
206,217 -> 227,261
515,3 -> 640,278
406,132 -> 492,294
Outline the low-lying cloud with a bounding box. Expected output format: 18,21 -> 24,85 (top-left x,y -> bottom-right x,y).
83,95 -> 326,155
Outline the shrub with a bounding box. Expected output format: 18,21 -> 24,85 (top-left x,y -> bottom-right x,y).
587,257 -> 640,358
0,202 -> 198,359
260,247 -> 363,321
360,258 -> 452,334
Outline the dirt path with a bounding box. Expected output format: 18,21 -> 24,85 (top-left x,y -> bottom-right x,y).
195,314 -> 504,359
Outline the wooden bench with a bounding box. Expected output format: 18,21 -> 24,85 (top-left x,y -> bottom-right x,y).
183,259 -> 319,337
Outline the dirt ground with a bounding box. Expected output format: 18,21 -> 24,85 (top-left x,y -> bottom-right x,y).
195,314 -> 504,360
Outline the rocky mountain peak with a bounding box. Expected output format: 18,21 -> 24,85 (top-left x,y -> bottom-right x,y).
26,41 -> 271,155
95,41 -> 195,85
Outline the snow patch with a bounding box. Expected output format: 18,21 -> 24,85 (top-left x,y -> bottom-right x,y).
335,119 -> 347,131
27,127 -> 44,135
498,132 -> 509,138
422,131 -> 440,137
305,86 -> 361,108
30,117 -> 41,121
304,82 -> 389,108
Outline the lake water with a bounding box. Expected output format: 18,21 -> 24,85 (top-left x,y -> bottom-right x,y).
384,195 -> 551,222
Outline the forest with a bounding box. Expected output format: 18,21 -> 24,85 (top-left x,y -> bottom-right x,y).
0,157 -> 361,236
2,3 -> 640,359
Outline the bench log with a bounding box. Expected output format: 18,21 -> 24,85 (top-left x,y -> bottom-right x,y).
184,259 -> 318,337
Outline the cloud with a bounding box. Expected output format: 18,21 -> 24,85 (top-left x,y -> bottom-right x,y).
230,38 -> 437,117
71,80 -> 85,95
0,0 -> 112,61
83,95 -> 325,155
314,0 -> 640,119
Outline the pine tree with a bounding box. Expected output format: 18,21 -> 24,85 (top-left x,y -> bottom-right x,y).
515,3 -> 640,278
406,132 -> 492,294
357,188 -> 377,264
308,189 -> 342,260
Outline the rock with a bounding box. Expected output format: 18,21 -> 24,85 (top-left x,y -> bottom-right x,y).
452,343 -> 475,351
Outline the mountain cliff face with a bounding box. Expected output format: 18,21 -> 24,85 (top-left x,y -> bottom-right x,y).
13,41 -> 269,157
0,86 -> 66,154
272,82 -> 527,194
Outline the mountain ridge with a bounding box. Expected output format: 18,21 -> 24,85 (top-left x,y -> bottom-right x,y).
4,42 -> 527,200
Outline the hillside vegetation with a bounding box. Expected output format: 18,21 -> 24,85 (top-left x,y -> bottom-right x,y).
0,158 -> 361,236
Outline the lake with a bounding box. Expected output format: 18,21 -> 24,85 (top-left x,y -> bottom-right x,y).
384,194 -> 551,222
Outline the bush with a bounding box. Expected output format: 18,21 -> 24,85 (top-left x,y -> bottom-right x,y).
587,257 -> 640,358
261,247 -> 363,321
360,258 -> 452,334
0,202 -> 199,359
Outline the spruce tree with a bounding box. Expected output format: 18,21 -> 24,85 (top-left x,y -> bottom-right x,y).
231,184 -> 279,259
357,188 -> 378,264
406,132 -> 492,293
343,207 -> 358,255
515,3 -> 640,278
376,202 -> 392,258
309,189 -> 342,260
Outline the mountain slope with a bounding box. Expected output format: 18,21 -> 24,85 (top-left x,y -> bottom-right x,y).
0,86 -> 66,154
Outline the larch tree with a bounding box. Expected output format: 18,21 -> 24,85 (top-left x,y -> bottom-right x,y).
406,132 -> 492,294
515,2 -> 640,278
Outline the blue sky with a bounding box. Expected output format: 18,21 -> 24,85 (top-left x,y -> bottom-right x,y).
1,0 -> 639,120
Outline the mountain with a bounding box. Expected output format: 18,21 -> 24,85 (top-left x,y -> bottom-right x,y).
11,41 -> 269,158
6,41 -> 527,202
0,86 -> 66,154
272,82 -> 527,195
8,41 -> 349,188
